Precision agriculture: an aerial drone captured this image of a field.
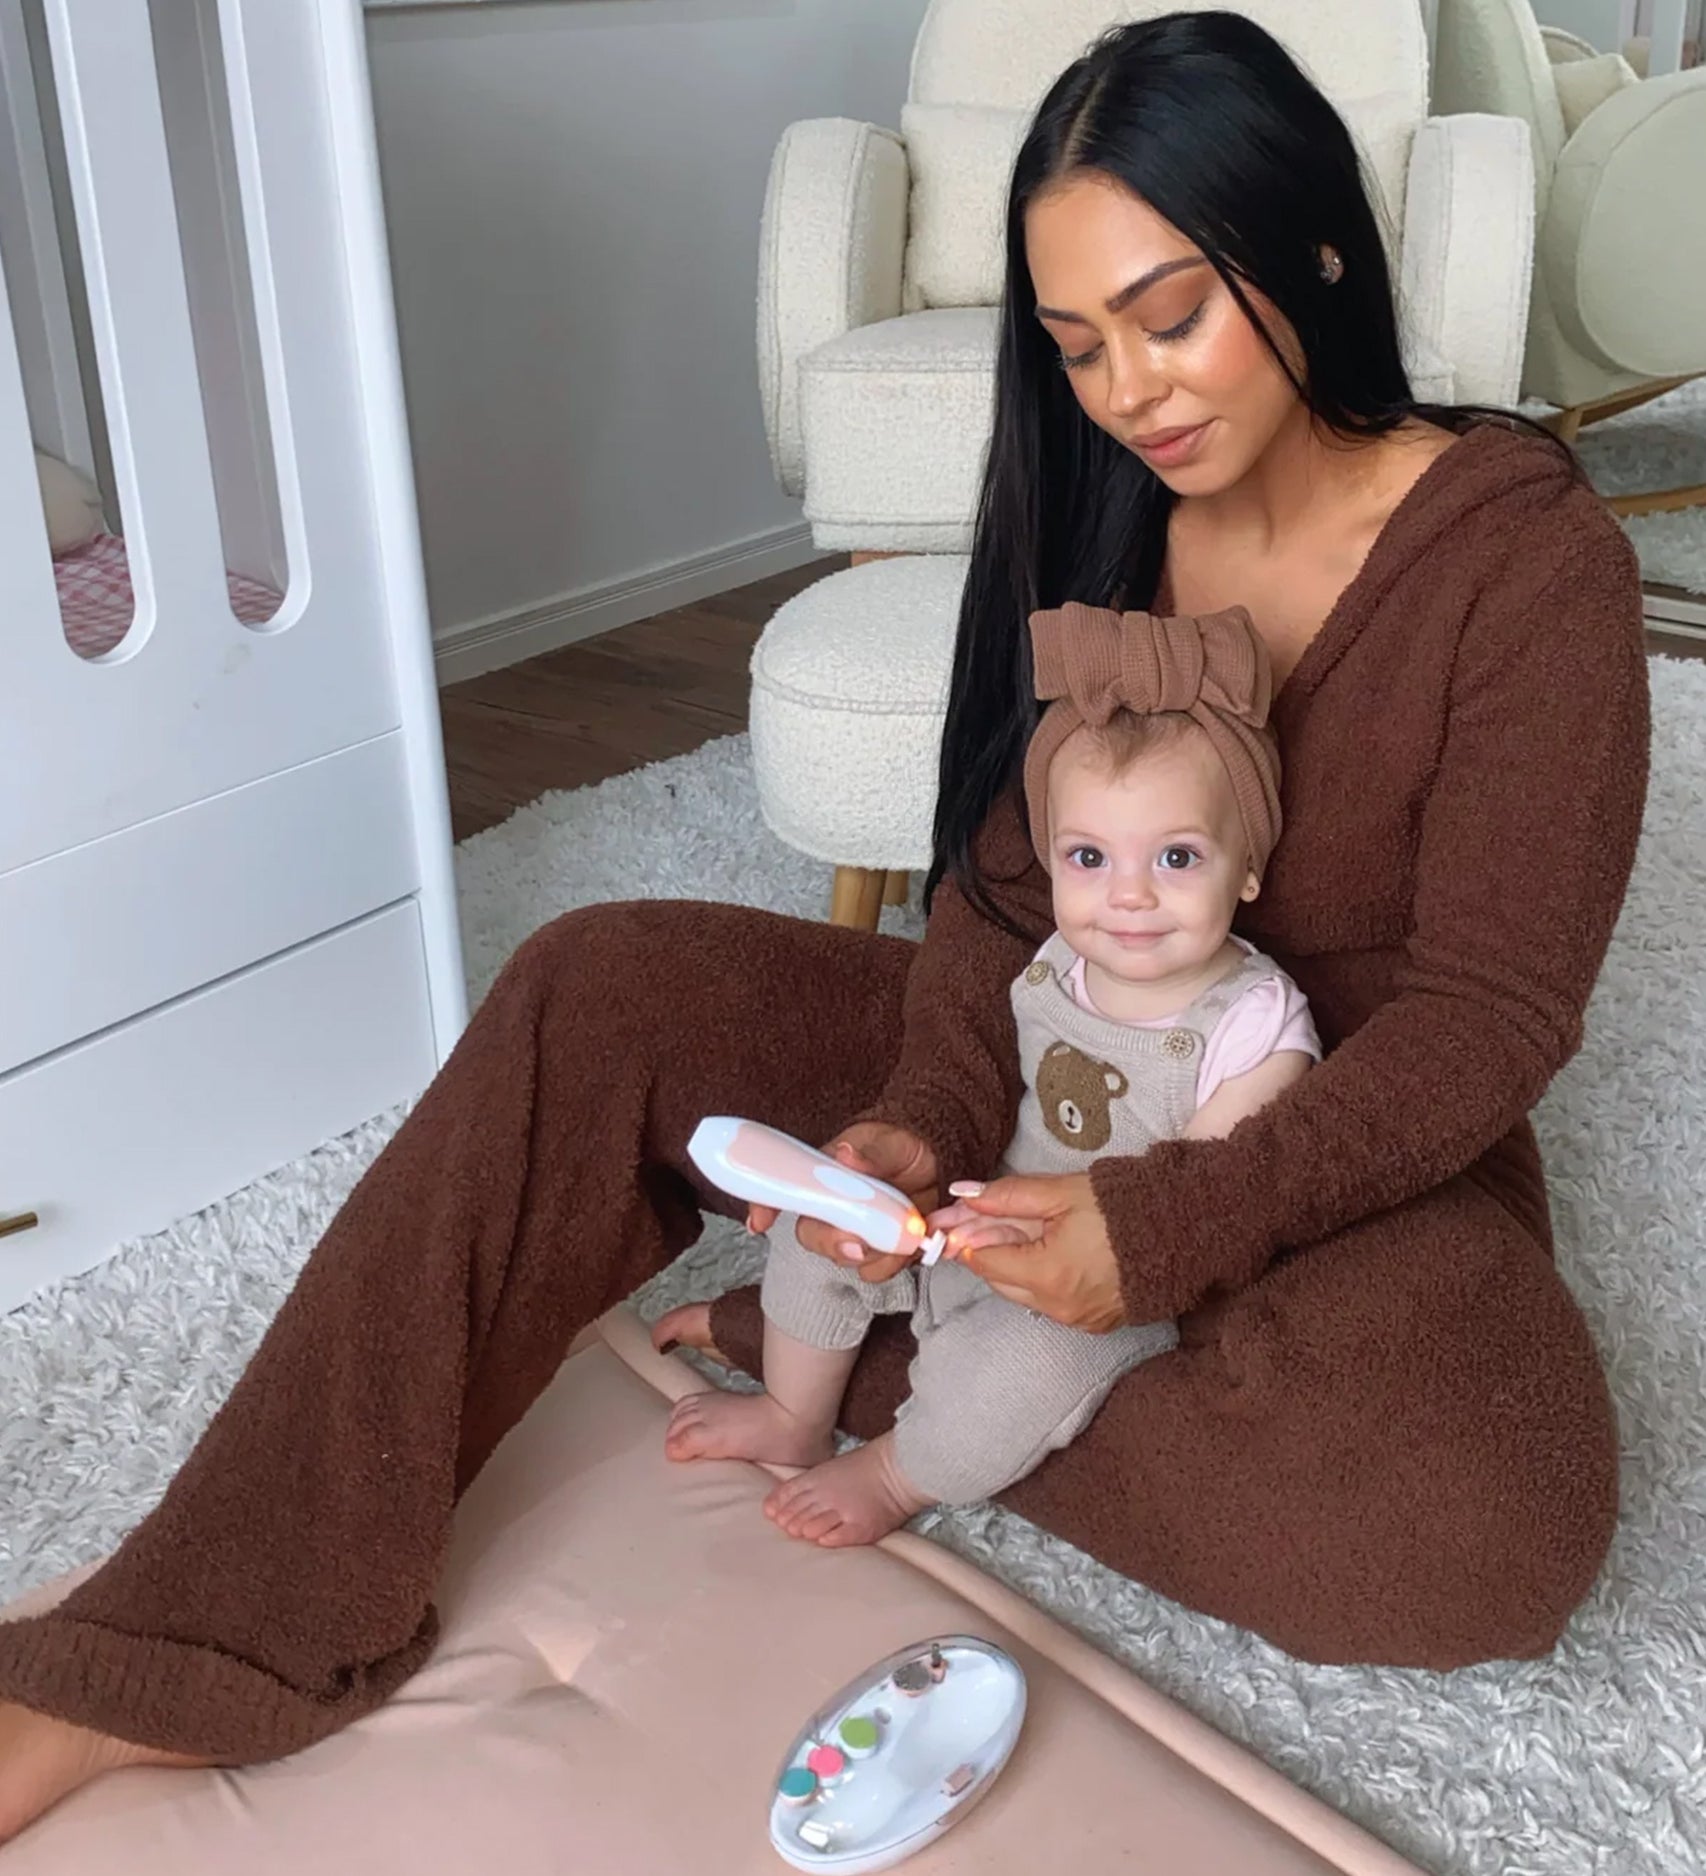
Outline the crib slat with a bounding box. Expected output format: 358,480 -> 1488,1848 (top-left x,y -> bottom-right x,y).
39,0 -> 231,638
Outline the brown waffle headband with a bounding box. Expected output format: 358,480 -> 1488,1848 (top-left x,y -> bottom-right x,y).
1023,602 -> 1283,874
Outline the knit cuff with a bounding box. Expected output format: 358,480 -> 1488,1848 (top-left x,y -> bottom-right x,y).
0,1603 -> 435,1760
761,1221 -> 915,1350
1090,1137 -> 1248,1322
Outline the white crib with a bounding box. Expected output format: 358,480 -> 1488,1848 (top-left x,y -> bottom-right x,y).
0,0 -> 466,1313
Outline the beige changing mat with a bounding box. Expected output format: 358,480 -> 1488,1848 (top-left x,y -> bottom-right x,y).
1,1308 -> 1429,1874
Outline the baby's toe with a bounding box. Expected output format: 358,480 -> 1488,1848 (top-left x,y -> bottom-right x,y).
663,1395 -> 709,1459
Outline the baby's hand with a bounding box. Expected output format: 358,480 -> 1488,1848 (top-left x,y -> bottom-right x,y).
926,1188 -> 1046,1261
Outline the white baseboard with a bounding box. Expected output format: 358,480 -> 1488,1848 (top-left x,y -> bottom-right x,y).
433,522 -> 822,685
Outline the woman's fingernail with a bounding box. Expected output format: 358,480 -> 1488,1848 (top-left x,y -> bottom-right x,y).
948,1181 -> 985,1199
657,1338 -> 680,1356
837,1239 -> 866,1264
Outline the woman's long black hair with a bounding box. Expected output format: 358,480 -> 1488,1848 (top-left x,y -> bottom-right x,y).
927,11 -> 1572,930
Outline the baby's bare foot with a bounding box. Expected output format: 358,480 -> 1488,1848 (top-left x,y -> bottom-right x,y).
663,1389 -> 834,1468
650,1302 -> 729,1367
0,1701 -> 211,1844
763,1436 -> 932,1547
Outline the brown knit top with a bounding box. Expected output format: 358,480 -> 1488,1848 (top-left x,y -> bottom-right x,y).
864,423 -> 1650,1320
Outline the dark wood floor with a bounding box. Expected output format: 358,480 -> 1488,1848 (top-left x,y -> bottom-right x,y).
439,559 -> 841,840
439,565 -> 1705,841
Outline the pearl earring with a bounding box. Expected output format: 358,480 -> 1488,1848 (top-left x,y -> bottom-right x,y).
1318,246 -> 1344,284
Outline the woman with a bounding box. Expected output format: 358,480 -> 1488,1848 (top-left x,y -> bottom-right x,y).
0,13 -> 1646,1840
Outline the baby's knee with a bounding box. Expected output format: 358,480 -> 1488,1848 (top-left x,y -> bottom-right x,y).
761,1222 -> 893,1351
898,1315 -> 1173,1506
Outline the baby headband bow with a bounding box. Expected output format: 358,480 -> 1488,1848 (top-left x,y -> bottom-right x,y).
1022,602 -> 1283,874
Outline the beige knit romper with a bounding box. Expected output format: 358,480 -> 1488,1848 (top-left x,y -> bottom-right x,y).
761,935 -> 1287,1505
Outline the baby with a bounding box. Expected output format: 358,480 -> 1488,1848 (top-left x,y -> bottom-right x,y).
666,603 -> 1319,1545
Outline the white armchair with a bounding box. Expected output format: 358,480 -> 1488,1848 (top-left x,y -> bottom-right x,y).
757,0 -> 1538,556
1434,0 -> 1706,515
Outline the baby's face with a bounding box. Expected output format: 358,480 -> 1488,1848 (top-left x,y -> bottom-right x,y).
1045,729 -> 1257,986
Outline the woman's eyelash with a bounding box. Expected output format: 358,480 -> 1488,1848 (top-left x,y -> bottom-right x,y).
1151,303 -> 1206,344
1057,301 -> 1207,371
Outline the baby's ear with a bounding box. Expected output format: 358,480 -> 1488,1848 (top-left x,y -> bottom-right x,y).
1239,867 -> 1261,903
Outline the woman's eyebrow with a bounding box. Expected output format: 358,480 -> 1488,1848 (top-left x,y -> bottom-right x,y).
1035,257 -> 1207,325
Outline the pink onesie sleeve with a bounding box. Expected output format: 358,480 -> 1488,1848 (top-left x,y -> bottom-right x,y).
1195,973 -> 1321,1109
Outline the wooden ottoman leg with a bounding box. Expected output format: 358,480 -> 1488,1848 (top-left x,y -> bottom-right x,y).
1607,482 -> 1706,517
883,871 -> 910,907
829,867 -> 888,931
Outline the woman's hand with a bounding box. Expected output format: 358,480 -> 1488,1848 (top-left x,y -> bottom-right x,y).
747,1122 -> 938,1285
950,1173 -> 1128,1332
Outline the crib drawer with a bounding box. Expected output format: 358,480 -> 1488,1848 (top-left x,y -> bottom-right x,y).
0,733 -> 422,1077
0,900 -> 435,1314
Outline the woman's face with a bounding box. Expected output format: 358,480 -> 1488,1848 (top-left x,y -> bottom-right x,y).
1024,170 -> 1300,493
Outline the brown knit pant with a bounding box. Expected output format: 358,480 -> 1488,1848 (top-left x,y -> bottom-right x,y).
0,902 -> 1616,1759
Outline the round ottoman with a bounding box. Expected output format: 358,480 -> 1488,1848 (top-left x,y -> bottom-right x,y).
750,555 -> 966,928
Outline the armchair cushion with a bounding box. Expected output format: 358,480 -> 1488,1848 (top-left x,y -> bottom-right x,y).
900,103 -> 1027,308
897,90 -> 1419,314
1550,51 -> 1640,137
800,308 -> 996,553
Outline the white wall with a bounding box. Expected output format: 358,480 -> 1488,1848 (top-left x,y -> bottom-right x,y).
363,0 -> 930,674
1530,0 -> 1630,49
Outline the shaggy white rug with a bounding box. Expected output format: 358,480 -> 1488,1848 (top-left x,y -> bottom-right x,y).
1572,377 -> 1706,595
3,658 -> 1705,1876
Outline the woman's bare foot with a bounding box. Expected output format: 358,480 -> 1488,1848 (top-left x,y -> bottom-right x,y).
763,1435 -> 932,1547
663,1389 -> 834,1468
650,1302 -> 729,1367
0,1701 -> 211,1845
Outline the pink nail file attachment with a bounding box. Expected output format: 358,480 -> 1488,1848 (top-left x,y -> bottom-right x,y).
688,1118 -> 943,1260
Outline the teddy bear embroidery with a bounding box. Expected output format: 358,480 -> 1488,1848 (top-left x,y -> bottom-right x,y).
1035,1040 -> 1129,1151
